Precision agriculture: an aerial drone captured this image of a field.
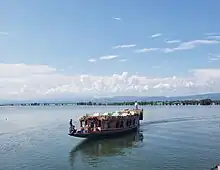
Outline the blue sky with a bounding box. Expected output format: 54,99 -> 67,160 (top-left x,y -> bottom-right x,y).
0,0 -> 220,99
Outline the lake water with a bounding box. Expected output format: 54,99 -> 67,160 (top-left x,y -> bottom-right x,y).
0,105 -> 220,170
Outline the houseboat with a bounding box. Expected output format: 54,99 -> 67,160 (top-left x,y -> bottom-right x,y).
68,108 -> 144,139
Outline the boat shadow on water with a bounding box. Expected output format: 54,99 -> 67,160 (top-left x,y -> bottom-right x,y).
69,131 -> 144,167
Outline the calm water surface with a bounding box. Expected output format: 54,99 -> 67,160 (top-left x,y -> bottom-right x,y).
0,105 -> 220,170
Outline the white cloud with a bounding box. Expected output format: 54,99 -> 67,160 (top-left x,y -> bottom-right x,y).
208,58 -> 219,62
112,17 -> 121,21
0,32 -> 9,36
150,33 -> 162,38
112,44 -> 136,49
0,63 -> 220,100
190,68 -> 220,81
135,48 -> 159,53
135,39 -> 218,54
118,59 -> 128,62
163,39 -> 219,53
100,55 -> 118,60
88,58 -> 96,63
165,40 -> 181,44
208,54 -> 220,62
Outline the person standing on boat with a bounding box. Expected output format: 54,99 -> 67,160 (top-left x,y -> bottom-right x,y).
134,101 -> 138,110
69,119 -> 73,133
69,119 -> 73,127
69,119 -> 76,134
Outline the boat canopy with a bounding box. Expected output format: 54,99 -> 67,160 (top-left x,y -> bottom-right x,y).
102,112 -> 111,116
93,112 -> 100,116
79,109 -> 142,122
112,111 -> 119,116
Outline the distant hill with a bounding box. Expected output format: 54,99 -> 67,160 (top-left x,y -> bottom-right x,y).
92,93 -> 220,103
0,93 -> 220,104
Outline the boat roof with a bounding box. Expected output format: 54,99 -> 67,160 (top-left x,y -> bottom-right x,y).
79,109 -> 142,121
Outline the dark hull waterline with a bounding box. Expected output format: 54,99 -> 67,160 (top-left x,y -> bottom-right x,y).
68,126 -> 139,139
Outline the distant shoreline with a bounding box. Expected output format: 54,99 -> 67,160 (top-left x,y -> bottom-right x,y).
0,98 -> 219,106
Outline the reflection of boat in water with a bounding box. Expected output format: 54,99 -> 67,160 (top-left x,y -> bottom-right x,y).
68,108 -> 144,139
69,131 -> 144,167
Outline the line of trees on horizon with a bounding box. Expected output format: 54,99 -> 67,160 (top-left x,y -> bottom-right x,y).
76,99 -> 220,106
1,98 -> 219,106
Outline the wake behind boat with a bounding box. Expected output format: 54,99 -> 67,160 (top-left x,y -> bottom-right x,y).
68,106 -> 144,139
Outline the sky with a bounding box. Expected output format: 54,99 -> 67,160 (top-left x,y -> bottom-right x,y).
0,0 -> 220,100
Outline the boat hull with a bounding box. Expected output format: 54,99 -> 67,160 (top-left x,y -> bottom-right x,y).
68,126 -> 139,139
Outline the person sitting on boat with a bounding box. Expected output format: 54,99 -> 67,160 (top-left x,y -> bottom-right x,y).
134,101 -> 138,110
82,125 -> 88,133
70,125 -> 76,134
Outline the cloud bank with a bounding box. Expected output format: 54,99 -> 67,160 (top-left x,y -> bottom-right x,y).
1,63 -> 220,100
